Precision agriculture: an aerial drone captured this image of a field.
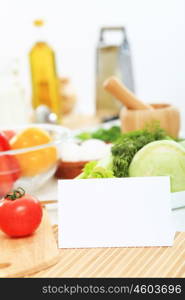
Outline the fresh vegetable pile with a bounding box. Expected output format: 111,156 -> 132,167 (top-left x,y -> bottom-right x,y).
77,123 -> 185,193
112,125 -> 169,177
77,124 -> 169,178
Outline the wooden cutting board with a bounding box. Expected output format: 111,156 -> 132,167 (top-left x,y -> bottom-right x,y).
31,229 -> 185,278
0,210 -> 59,278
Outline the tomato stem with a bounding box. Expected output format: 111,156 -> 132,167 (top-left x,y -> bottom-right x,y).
6,187 -> 25,200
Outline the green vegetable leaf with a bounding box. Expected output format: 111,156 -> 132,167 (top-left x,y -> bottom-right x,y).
76,126 -> 121,143
76,153 -> 113,179
76,132 -> 92,141
87,167 -> 115,178
76,161 -> 98,179
91,126 -> 121,143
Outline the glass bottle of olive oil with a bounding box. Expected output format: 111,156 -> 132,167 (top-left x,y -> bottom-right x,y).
29,20 -> 61,122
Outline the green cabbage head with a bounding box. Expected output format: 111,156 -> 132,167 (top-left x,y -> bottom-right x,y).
129,140 -> 185,193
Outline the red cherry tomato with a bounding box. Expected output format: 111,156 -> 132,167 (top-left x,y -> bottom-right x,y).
0,188 -> 43,238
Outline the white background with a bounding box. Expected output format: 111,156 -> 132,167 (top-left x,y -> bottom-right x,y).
0,0 -> 185,129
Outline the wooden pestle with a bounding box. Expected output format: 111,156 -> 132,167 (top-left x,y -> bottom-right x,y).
103,76 -> 152,110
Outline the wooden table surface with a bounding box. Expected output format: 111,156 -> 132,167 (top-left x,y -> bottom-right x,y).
30,227 -> 185,278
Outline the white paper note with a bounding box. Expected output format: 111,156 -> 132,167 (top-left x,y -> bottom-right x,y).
58,177 -> 175,248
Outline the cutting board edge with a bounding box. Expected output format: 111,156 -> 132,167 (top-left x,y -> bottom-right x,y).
4,252 -> 60,278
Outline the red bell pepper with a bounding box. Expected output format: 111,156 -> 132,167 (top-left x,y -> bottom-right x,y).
0,132 -> 21,197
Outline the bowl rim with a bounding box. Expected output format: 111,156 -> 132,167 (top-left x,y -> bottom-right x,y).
0,123 -> 71,156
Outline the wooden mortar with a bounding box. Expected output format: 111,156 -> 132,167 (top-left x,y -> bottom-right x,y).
104,77 -> 180,138
120,104 -> 180,138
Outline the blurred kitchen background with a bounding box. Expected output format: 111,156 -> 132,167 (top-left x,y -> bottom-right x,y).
0,0 -> 185,129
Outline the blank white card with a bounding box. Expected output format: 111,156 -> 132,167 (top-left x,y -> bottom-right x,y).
58,177 -> 175,248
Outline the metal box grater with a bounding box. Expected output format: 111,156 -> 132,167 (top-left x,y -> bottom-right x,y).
96,27 -> 135,117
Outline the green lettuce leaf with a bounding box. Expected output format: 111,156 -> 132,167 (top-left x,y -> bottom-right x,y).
87,167 -> 115,178
76,161 -> 98,179
76,153 -> 114,179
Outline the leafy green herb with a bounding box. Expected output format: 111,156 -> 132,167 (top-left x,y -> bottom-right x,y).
92,126 -> 121,142
76,126 -> 121,143
76,132 -> 92,141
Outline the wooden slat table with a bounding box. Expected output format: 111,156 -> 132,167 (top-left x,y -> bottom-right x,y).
30,228 -> 185,278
